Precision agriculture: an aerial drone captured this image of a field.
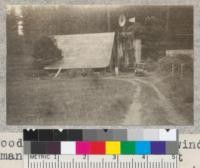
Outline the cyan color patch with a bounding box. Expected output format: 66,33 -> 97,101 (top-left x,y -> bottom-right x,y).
135,141 -> 150,154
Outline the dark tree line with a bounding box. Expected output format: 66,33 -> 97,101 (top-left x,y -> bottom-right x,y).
21,6 -> 109,45
6,5 -> 192,64
21,6 -> 167,61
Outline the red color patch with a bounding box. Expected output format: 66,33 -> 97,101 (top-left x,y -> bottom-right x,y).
90,141 -> 105,154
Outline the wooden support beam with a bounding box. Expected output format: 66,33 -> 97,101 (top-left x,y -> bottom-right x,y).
115,67 -> 119,76
54,67 -> 62,78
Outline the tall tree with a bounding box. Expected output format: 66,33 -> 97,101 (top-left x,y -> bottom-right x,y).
6,8 -> 22,55
142,16 -> 165,60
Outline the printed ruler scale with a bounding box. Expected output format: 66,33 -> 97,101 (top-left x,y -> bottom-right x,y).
24,155 -> 178,168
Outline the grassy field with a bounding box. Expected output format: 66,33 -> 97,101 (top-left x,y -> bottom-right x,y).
7,77 -> 136,125
6,52 -> 194,125
138,83 -> 174,125
155,54 -> 194,124
155,75 -> 193,124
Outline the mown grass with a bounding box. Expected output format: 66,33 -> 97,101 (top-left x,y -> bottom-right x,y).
155,75 -> 193,124
7,77 -> 135,125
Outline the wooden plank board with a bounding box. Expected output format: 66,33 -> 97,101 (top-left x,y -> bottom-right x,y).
45,32 -> 115,70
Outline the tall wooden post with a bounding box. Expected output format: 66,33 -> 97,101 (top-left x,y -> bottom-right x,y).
133,39 -> 142,64
115,32 -> 120,76
171,63 -> 175,77
180,64 -> 184,80
165,6 -> 170,49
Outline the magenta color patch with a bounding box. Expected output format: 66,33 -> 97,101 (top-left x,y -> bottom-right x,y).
76,141 -> 91,154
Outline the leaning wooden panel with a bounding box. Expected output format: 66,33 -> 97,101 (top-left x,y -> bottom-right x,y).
45,33 -> 115,70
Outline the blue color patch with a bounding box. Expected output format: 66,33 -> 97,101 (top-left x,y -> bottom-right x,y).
135,141 -> 150,154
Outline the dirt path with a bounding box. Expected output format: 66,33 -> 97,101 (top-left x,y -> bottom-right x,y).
106,75 -> 190,125
124,80 -> 142,124
133,78 -> 190,125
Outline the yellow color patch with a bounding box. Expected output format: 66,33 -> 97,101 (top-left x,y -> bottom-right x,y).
106,141 -> 120,154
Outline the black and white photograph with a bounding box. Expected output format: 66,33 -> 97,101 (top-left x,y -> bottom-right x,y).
6,5 -> 193,125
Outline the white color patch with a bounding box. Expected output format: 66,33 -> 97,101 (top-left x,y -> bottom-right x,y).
159,129 -> 177,141
61,141 -> 76,155
143,129 -> 159,141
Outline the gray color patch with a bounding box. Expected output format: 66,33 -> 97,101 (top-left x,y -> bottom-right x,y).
166,141 -> 179,154
127,129 -> 143,140
96,130 -> 114,140
24,141 -> 31,154
112,129 -> 127,141
83,129 -> 98,141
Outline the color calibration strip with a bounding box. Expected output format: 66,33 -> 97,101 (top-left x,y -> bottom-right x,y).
23,129 -> 178,155
24,140 -> 178,155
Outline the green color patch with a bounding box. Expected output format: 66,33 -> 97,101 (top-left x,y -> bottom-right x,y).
121,141 -> 135,154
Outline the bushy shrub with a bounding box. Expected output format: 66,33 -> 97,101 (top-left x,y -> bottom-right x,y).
32,36 -> 62,69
